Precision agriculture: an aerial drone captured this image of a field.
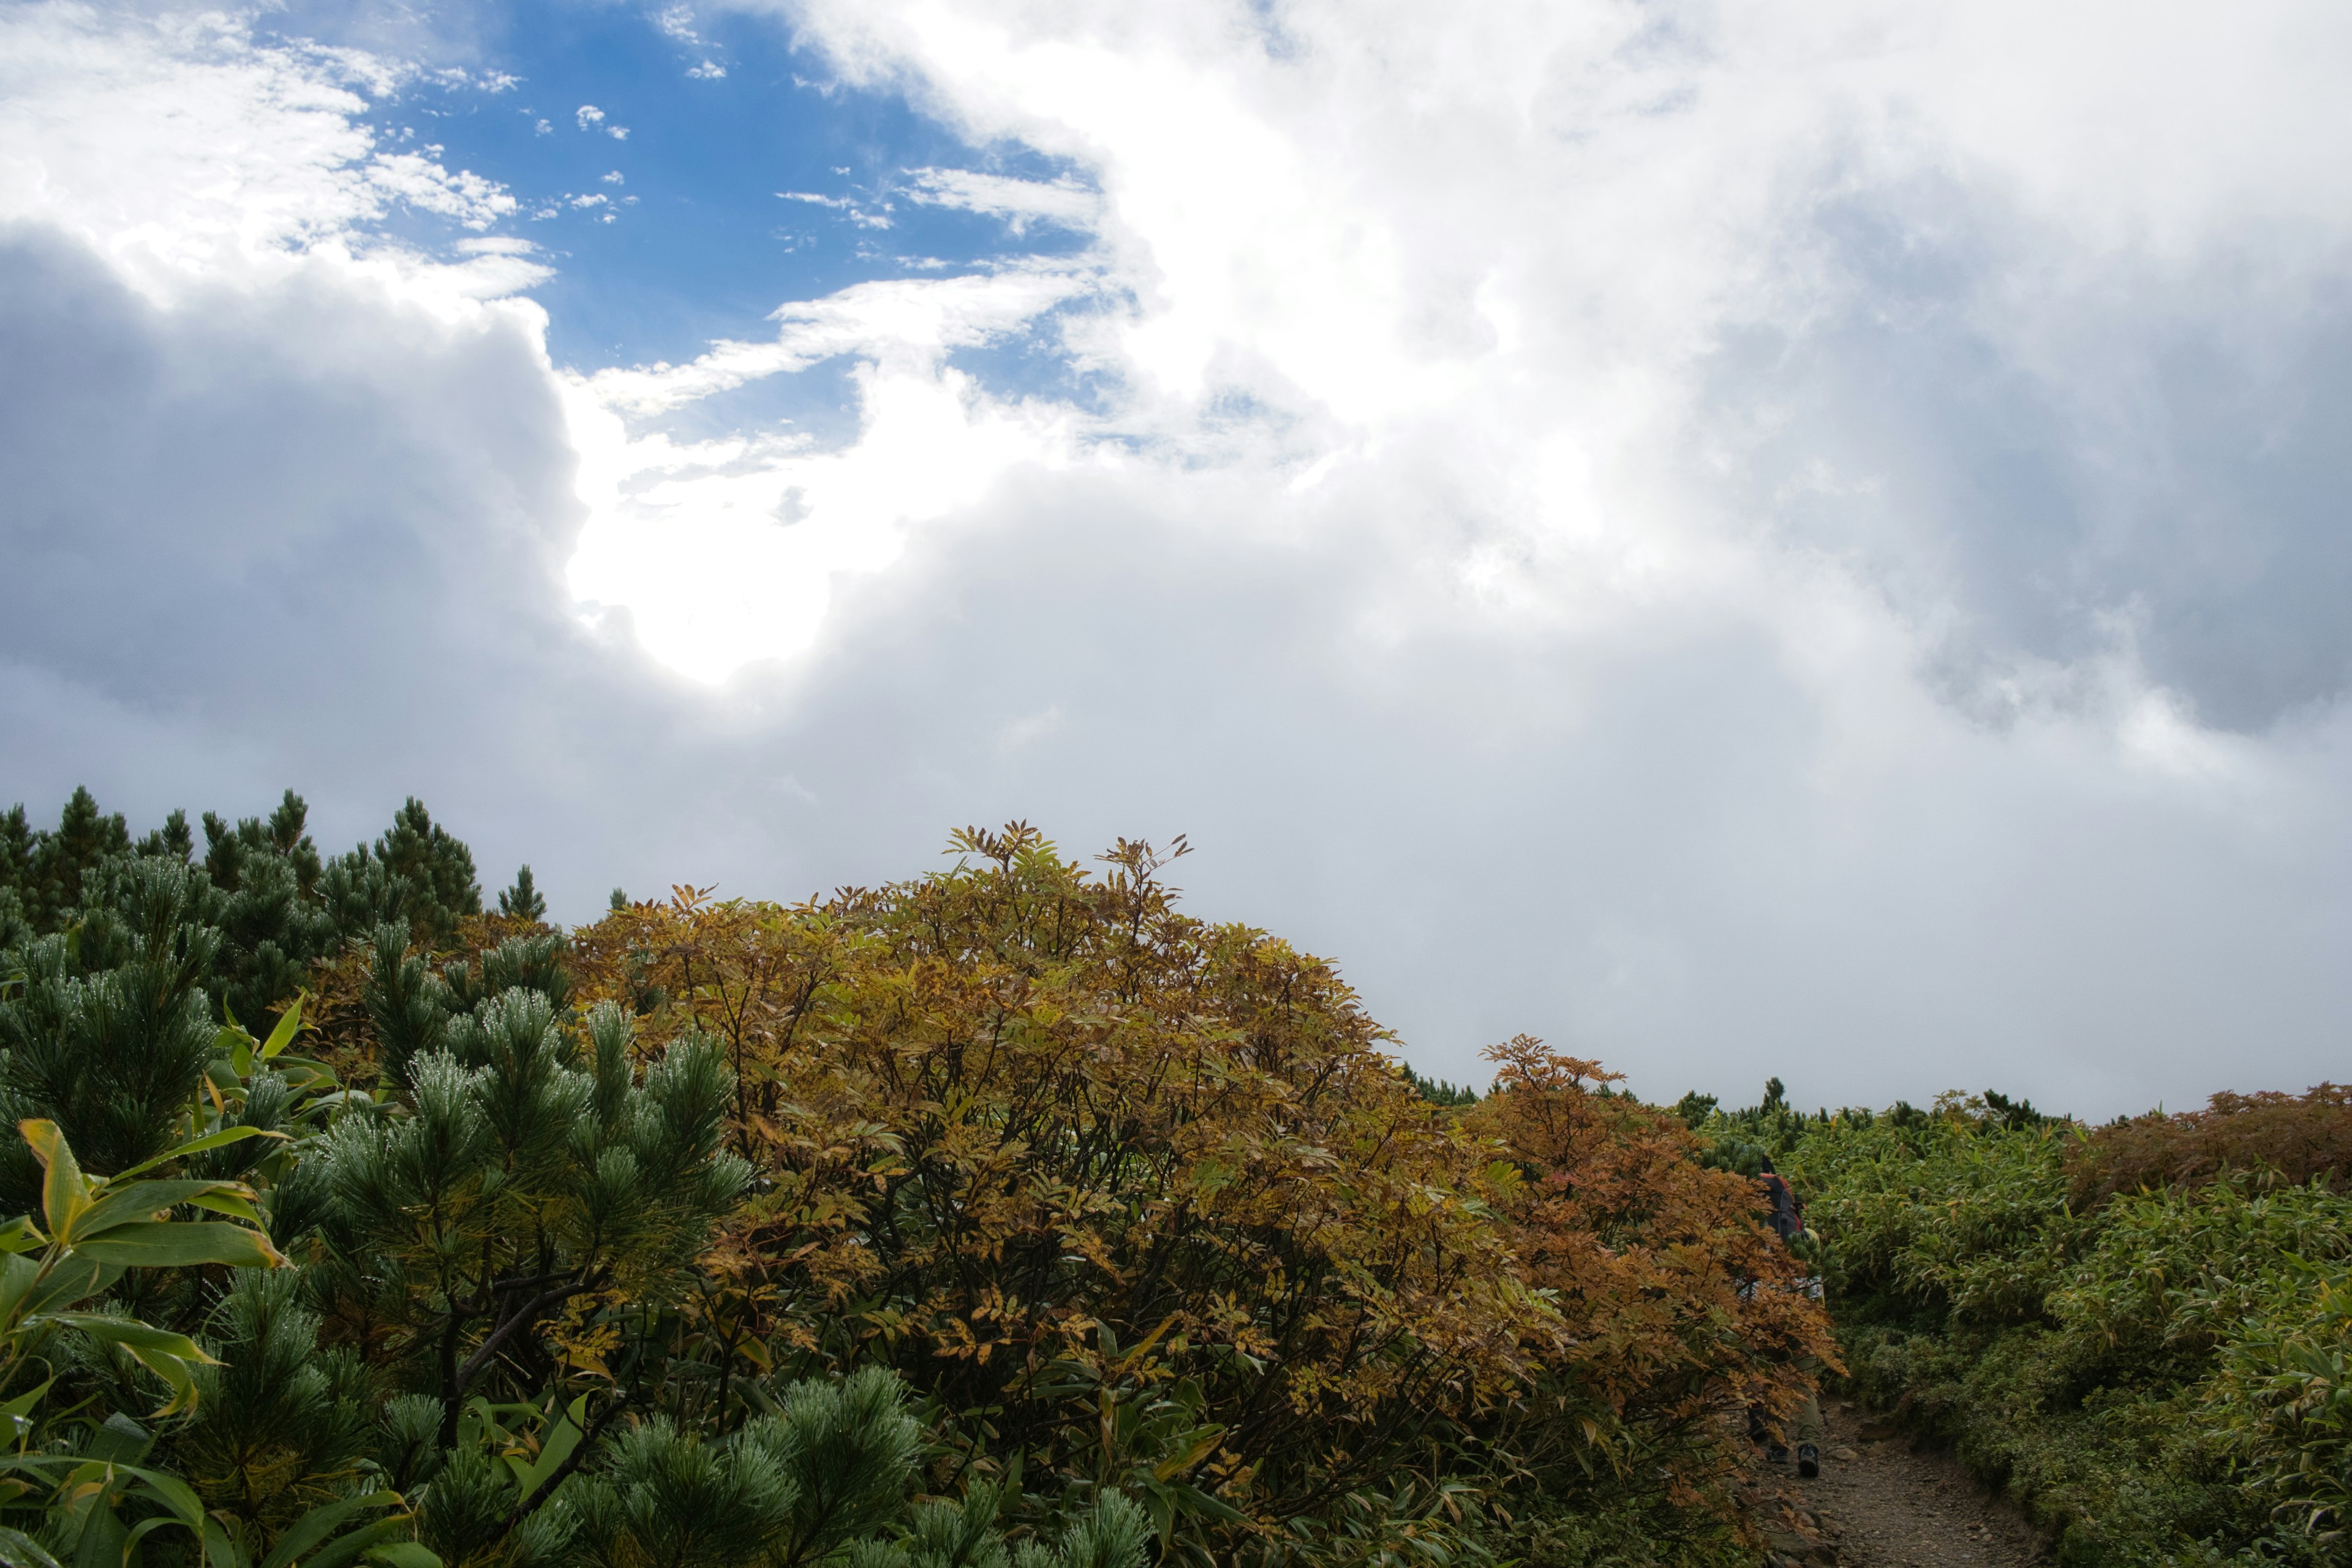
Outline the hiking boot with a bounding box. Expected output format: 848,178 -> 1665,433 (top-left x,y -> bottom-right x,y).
1796,1442 -> 1820,1479
1766,1442 -> 1790,1465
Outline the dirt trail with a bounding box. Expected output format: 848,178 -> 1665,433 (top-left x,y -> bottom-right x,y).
1757,1400 -> 2046,1568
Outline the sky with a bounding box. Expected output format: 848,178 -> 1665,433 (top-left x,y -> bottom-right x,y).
4,0 -> 2351,1117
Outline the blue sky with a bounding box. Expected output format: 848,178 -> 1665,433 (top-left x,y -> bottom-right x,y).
5,0 -> 2352,1115
257,0 -> 1096,430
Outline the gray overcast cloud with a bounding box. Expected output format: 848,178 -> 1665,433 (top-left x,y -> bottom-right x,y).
3,0 -> 2350,1118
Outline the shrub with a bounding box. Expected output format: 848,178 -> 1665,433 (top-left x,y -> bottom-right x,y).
2068,1086 -> 2352,1210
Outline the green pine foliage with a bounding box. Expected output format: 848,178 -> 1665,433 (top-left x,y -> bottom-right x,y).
497,866 -> 547,924
0,790 -> 1159,1568
317,797 -> 484,948
1400,1062 -> 1480,1106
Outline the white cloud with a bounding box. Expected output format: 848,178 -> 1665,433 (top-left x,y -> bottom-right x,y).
586,265 -> 1085,413
365,153 -> 516,229
902,167 -> 1098,234
688,60 -> 727,80
0,6 -> 531,303
575,103 -> 603,129
11,0 -> 2352,1118
566,263 -> 1090,674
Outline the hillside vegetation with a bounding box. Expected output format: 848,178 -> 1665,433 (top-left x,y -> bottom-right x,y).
7,787 -> 2342,1568
0,791 -> 1825,1568
1702,1084 -> 2352,1566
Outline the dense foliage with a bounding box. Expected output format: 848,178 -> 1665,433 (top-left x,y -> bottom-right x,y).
0,794 -> 1827,1568
1709,1085 -> 2352,1567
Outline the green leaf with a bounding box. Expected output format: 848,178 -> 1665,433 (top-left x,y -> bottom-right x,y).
183,1191 -> 266,1226
24,1253 -> 114,1315
0,1254 -> 38,1328
109,1126 -> 284,1183
0,1523 -> 63,1568
0,1218 -> 43,1257
42,1314 -> 217,1365
85,1412 -> 151,1465
360,1545 -> 440,1568
75,1181 -> 257,1241
19,1122 -> 88,1243
258,1491 -> 401,1568
0,1376 -> 55,1423
67,1221 -> 285,1270
1159,1482 -> 1246,1525
511,1394 -> 590,1501
42,1314 -> 221,1414
103,1461 -> 210,1534
296,1513 -> 415,1568
260,998 -> 304,1061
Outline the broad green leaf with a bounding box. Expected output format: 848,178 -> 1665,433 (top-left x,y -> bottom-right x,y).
110,1126 -> 283,1183
42,1314 -> 217,1365
102,1460 -> 209,1533
84,1412 -> 151,1465
67,1221 -> 285,1270
511,1394 -> 590,1501
123,1515 -> 200,1568
124,1349 -> 200,1419
0,1523 -> 63,1568
38,1316 -> 214,1415
0,1218 -> 43,1257
182,1192 -> 266,1226
1159,1482 -> 1246,1524
360,1544 -> 440,1568
0,1376 -> 55,1422
75,1181 -> 257,1241
258,1490 -> 401,1568
298,1514 -> 416,1568
19,1122 -> 88,1243
24,1253 -> 113,1315
260,998 -> 304,1061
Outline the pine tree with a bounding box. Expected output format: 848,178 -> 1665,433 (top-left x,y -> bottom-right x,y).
136,807 -> 194,862
499,865 -> 548,923
318,797 -> 483,946
0,786 -> 134,932
0,854 -> 225,1202
314,939 -> 748,1452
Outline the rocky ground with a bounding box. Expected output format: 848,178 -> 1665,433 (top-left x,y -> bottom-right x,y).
1757,1399 -> 2048,1568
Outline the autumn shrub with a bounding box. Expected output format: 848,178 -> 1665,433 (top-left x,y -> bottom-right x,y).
565,828 -> 1551,1561
1468,1034 -> 1834,1561
565,828 -> 1828,1566
2068,1085 -> 2352,1210
1,791 -> 1842,1568
1464,1040 -> 1834,1556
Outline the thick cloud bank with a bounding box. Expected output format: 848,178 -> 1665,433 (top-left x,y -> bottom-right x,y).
4,1 -> 2352,1116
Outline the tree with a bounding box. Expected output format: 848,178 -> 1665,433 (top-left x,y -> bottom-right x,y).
313,937 -> 748,1460
319,799 -> 484,948
0,786 -> 130,934
498,867 -> 548,924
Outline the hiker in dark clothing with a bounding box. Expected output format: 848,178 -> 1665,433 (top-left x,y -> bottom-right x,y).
1749,1155 -> 1825,1477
